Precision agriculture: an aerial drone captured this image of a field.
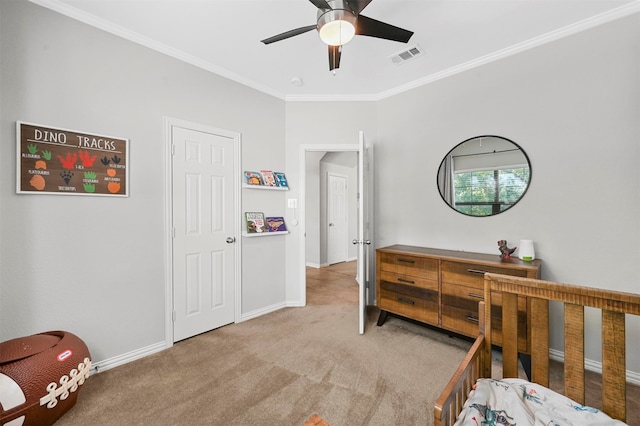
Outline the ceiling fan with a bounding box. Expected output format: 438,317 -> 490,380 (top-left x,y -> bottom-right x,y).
261,0 -> 414,72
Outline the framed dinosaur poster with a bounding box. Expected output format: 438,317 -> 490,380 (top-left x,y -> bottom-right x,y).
16,121 -> 129,197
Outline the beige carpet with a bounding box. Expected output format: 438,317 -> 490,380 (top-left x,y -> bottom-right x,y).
57,262 -> 473,425
54,262 -> 640,424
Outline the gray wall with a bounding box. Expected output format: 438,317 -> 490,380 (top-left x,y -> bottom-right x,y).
0,1 -> 286,361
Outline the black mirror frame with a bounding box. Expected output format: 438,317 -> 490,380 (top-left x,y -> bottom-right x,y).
436,135 -> 532,217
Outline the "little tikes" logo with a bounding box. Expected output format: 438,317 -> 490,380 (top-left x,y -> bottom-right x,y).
57,350 -> 72,361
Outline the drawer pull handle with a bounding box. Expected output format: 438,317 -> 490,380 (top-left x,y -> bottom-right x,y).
467,269 -> 488,275
397,278 -> 415,284
468,292 -> 484,299
398,297 -> 415,305
466,316 -> 479,323
397,258 -> 415,264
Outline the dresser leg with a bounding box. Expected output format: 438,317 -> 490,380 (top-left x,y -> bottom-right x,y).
377,310 -> 389,326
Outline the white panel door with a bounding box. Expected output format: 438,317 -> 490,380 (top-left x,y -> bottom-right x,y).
356,131 -> 374,335
327,173 -> 348,265
172,125 -> 236,342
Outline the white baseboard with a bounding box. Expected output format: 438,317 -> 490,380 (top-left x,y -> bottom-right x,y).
307,260 -> 358,268
90,341 -> 167,375
549,348 -> 640,386
240,300 -> 309,321
240,301 -> 288,322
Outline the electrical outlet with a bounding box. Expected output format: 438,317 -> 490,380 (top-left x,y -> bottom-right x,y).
287,198 -> 297,208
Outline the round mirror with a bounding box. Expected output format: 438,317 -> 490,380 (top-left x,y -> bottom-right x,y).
437,135 -> 531,217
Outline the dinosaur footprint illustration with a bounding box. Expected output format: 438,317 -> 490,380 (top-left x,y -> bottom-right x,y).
60,171 -> 74,185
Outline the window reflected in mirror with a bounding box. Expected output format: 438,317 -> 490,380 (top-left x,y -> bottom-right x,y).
437,136 -> 531,217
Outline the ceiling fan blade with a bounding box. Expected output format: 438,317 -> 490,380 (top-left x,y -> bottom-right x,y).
346,0 -> 372,15
261,25 -> 317,44
355,15 -> 413,43
329,45 -> 342,71
309,0 -> 332,10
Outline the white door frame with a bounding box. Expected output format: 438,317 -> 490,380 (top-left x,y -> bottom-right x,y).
163,117 -> 242,348
299,144 -> 358,306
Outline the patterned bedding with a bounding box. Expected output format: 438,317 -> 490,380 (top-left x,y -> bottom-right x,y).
454,378 -> 627,426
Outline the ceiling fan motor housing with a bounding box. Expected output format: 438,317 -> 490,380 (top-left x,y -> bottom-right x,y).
261,0 -> 413,71
317,0 -> 357,46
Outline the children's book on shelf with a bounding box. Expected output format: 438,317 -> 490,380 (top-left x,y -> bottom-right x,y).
245,212 -> 267,233
273,172 -> 288,188
266,216 -> 287,232
260,170 -> 277,187
244,171 -> 263,186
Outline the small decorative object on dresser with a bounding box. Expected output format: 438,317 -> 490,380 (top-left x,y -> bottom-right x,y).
518,239 -> 535,260
497,240 -> 516,259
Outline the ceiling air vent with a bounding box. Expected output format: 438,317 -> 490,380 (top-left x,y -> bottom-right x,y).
390,44 -> 424,65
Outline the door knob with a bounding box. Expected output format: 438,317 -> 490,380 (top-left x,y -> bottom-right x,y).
226,237 -> 236,244
352,239 -> 371,245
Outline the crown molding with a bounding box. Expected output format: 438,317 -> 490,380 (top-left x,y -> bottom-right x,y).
284,94 -> 378,102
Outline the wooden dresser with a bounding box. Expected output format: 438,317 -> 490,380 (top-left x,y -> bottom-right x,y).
376,245 -> 541,354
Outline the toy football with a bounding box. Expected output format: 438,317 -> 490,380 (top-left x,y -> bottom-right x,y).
0,330 -> 91,426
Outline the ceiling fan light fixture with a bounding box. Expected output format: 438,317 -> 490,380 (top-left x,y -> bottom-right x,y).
317,9 -> 356,46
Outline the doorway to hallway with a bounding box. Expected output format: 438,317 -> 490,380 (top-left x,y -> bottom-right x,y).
305,261 -> 358,306
299,132 -> 374,334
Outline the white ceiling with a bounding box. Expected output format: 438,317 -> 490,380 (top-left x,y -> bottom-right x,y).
32,0 -> 638,100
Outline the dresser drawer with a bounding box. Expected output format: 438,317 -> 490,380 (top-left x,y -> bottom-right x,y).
379,253 -> 438,280
378,281 -> 438,325
379,271 -> 438,292
440,282 -> 528,351
441,260 -> 528,289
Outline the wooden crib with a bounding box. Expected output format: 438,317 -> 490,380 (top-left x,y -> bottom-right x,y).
434,272 -> 640,426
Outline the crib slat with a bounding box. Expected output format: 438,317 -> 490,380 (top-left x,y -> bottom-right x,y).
530,297 -> 549,386
564,303 -> 585,404
483,289 -> 493,379
501,292 -> 519,378
602,310 -> 626,422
